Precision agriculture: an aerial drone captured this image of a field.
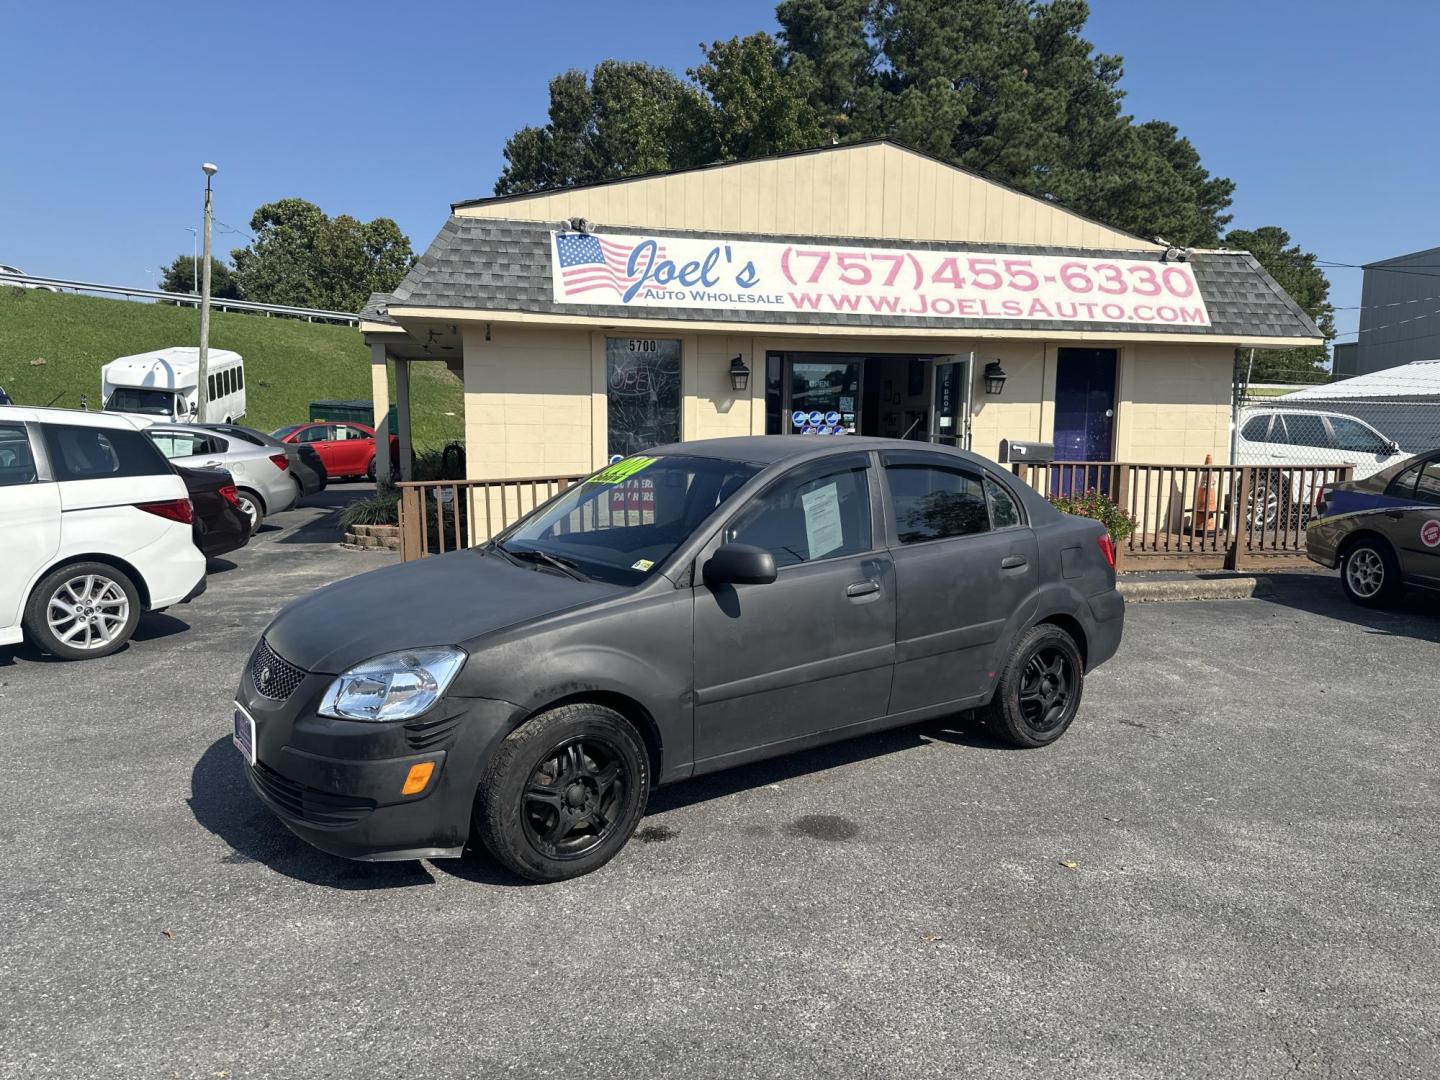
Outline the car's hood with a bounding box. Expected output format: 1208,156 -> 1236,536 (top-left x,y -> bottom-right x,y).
262,547 -> 621,674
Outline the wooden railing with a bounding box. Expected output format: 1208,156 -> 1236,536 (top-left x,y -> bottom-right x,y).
396,475 -> 583,561
397,461 -> 1356,570
1012,461 -> 1356,569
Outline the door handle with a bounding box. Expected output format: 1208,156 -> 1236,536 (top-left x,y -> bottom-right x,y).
845,580 -> 881,598
1000,555 -> 1029,570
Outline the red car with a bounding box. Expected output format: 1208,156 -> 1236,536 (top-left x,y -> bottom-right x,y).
270,422 -> 399,482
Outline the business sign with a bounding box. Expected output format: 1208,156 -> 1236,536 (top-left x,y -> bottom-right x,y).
551,231 -> 1210,327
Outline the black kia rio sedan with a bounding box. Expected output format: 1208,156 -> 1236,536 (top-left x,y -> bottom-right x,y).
233,437 -> 1124,881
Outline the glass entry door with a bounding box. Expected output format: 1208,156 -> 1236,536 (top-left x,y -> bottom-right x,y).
787,359 -> 862,435
929,357 -> 971,448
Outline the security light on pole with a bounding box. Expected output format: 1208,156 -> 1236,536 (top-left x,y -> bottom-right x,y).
197,162 -> 218,421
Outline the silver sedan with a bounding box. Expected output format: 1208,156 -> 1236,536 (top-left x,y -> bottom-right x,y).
147,424 -> 298,532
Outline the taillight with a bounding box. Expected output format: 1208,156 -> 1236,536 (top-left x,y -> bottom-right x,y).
269,454 -> 290,471
138,498 -> 194,524
219,484 -> 239,506
1314,484 -> 1326,511
1097,533 -> 1116,570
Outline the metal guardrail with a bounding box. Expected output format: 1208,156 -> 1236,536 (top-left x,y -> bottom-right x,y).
0,273 -> 359,325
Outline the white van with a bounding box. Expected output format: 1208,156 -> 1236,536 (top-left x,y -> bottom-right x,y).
101,347 -> 245,425
0,406 -> 206,659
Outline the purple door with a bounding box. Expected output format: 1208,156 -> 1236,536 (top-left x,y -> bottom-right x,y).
1053,349 -> 1117,495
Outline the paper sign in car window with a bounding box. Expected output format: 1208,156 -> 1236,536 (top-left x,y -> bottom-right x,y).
801,482 -> 844,558
587,456 -> 657,485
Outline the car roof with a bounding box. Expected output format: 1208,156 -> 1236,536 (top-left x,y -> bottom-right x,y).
0,405 -> 145,430
1240,406 -> 1362,420
646,434 -> 1004,472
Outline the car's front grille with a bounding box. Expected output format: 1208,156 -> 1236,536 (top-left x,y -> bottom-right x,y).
249,638 -> 306,701
249,762 -> 376,829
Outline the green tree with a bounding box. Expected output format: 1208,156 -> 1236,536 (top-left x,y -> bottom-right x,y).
493,0 -> 1241,247
1225,226 -> 1336,383
157,255 -> 240,299
495,62 -> 709,195
230,199 -> 415,312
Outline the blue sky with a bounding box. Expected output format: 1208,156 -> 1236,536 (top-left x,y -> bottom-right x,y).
4,0 -> 1434,340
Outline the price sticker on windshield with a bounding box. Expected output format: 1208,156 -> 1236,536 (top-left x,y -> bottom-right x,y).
587,455 -> 657,485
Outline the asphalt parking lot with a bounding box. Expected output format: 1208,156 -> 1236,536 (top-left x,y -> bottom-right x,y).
1,496 -> 1437,1080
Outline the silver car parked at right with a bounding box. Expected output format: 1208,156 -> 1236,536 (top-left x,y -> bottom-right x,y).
147,424 -> 298,532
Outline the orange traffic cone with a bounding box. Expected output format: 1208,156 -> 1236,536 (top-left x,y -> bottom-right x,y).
1195,453 -> 1219,531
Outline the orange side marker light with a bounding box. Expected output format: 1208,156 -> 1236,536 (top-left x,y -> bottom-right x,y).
402,762 -> 435,796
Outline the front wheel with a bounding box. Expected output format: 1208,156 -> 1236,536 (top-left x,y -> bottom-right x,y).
23,562 -> 142,660
366,456 -> 376,482
981,624 -> 1085,748
1340,539 -> 1402,608
474,703 -> 650,882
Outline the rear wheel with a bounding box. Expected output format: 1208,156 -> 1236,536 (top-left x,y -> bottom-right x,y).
1340,538 -> 1403,608
981,624 -> 1085,748
474,703 -> 649,882
23,562 -> 142,660
235,488 -> 264,534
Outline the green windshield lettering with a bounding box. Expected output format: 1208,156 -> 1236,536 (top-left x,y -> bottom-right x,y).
586,456 -> 657,485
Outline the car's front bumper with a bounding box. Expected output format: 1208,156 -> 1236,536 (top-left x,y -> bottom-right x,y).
235,644 -> 521,861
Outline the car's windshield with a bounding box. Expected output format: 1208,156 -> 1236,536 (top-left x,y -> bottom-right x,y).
498,454 -> 760,587
105,388 -> 176,416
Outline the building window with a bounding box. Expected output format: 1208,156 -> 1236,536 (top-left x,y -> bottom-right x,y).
606,338 -> 681,459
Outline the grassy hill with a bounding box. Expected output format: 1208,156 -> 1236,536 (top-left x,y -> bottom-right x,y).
0,288 -> 464,448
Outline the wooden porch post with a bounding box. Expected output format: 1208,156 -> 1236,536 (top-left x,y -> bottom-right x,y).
369,343 -> 391,487
1228,466 -> 1251,571
395,358 -> 415,482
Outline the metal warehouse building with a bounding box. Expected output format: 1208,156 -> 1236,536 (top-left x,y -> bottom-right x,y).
359,140 -> 1322,492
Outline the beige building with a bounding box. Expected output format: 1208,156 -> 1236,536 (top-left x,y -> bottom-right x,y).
360,140 -> 1322,488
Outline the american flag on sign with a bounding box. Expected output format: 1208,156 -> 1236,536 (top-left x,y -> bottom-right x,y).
554,232 -> 666,298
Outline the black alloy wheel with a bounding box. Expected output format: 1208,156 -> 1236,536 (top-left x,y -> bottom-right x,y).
521,737 -> 627,860
475,703 -> 650,882
1017,647 -> 1076,733
983,624 -> 1086,748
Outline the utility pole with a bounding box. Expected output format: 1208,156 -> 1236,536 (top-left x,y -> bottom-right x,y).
197,162 -> 218,421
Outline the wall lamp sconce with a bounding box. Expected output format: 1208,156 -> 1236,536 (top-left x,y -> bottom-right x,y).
729,355 -> 751,392
983,360 -> 1007,395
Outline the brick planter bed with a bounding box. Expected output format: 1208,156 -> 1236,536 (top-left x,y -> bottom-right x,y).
342,523 -> 400,552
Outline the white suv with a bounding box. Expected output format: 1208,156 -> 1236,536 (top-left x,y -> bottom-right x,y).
1236,407 -> 1406,479
0,407 -> 206,660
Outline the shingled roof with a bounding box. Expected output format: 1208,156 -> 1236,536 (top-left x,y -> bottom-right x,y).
386,217 -> 1322,342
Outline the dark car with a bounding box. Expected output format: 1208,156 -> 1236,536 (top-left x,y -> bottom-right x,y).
176,465 -> 250,559
1307,448 -> 1440,606
202,423 -> 327,496
232,437 -> 1124,881
271,421 -> 397,482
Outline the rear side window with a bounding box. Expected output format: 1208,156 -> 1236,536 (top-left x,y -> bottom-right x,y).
886,464 -> 990,543
150,431 -> 222,459
218,426 -> 265,446
0,423 -> 38,486
1279,414 -> 1332,450
985,477 -> 1023,529
1241,415 -> 1272,440
41,423 -> 170,481
1386,465 -> 1421,499
1416,463 -> 1440,506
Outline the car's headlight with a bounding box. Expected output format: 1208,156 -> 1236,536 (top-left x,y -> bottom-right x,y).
318,647 -> 466,722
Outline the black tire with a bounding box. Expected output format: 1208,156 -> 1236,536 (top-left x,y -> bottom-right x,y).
1247,469 -> 1291,530
23,561 -> 142,660
474,703 -> 650,882
366,456 -> 376,482
235,488 -> 264,534
981,624 -> 1085,748
1340,537 -> 1403,608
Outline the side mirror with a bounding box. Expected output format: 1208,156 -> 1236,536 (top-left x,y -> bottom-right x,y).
703,543 -> 777,586
1387,440 -> 1400,454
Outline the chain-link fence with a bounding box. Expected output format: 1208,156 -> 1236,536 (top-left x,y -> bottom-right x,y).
1234,394 -> 1440,469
